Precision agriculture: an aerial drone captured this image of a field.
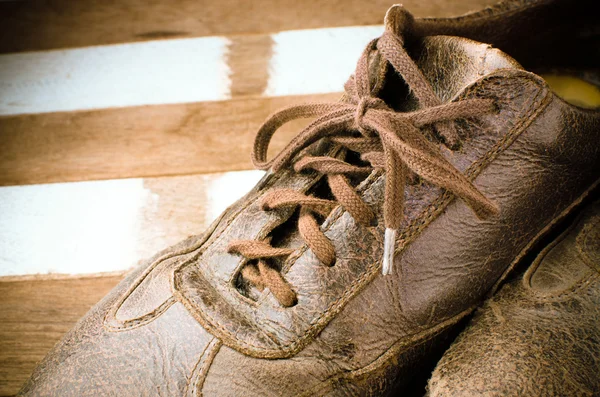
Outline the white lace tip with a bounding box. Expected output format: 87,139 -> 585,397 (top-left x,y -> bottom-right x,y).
382,228 -> 397,276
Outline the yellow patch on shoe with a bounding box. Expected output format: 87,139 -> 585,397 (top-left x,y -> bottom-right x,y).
542,74 -> 600,109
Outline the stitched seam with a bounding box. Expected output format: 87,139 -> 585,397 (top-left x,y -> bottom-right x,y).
482,80 -> 557,297
576,216 -> 600,269
177,285 -> 283,351
530,272 -> 600,303
194,339 -> 222,397
183,337 -> 214,397
188,338 -> 222,397
522,224 -> 573,291
105,297 -> 177,332
295,306 -> 476,397
173,250 -> 378,355
173,269 -> 283,349
517,178 -> 600,298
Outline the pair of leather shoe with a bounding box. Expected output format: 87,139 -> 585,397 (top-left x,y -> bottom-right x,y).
20,0 -> 600,395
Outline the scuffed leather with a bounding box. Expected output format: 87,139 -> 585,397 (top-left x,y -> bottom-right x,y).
19,253 -> 217,397
428,202 -> 600,397
20,1 -> 600,395
411,36 -> 523,103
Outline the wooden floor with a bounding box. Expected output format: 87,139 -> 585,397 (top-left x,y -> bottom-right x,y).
0,275 -> 123,396
0,0 -> 495,395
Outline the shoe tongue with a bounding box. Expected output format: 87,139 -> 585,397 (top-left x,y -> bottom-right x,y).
407,35 -> 523,103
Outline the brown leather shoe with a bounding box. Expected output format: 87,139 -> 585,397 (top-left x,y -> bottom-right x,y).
20,1 -> 600,396
427,200 -> 600,397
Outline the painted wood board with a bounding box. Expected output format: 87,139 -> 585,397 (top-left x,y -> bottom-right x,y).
0,26 -> 382,116
0,170 -> 264,277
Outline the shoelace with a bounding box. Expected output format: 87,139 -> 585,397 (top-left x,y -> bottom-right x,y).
227,7 -> 499,307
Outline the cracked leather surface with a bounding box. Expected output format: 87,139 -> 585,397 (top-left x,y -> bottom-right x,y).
20,1 -> 600,395
428,201 -> 600,397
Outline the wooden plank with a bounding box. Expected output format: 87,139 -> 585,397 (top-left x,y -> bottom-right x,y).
0,170 -> 264,277
0,93 -> 339,186
0,274 -> 125,396
0,0 -> 496,53
0,26 -> 382,116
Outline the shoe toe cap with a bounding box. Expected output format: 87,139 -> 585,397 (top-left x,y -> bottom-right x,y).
19,261 -> 218,396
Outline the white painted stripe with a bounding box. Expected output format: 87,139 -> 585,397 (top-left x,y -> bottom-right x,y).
0,25 -> 384,116
0,171 -> 264,276
266,26 -> 384,97
0,38 -> 231,116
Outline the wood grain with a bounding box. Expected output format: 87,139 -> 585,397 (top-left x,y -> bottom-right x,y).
0,93 -> 338,186
0,0 -> 496,53
0,274 -> 124,397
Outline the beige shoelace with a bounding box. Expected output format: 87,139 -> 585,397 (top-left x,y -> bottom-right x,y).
228,7 -> 499,307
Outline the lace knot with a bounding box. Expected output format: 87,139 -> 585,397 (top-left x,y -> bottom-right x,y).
231,7 -> 500,307
354,97 -> 387,135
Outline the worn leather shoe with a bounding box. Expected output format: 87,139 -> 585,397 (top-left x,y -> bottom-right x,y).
20,1 -> 600,395
427,200 -> 600,397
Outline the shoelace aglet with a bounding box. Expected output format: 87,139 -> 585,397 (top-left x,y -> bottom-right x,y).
382,228 -> 397,275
